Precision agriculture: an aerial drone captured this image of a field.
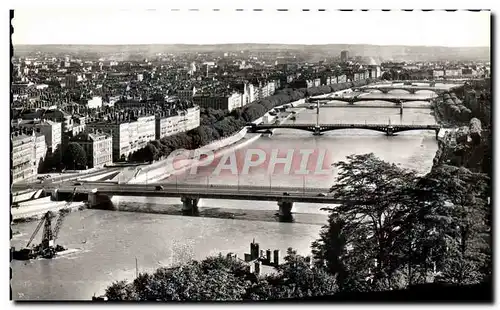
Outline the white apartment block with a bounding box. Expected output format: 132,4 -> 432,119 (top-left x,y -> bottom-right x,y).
11,132 -> 36,183
13,119 -> 62,153
88,115 -> 156,161
155,106 -> 201,139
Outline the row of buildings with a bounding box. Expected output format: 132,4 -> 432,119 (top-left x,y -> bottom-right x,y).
11,105 -> 200,183
11,129 -> 47,183
87,106 -> 200,161
191,79 -> 279,111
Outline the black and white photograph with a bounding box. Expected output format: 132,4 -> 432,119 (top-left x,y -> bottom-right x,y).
7,2 -> 493,303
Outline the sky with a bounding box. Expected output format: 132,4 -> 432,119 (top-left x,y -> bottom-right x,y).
12,9 -> 491,47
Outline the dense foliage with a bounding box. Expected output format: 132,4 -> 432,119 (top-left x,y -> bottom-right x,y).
311,153 -> 490,293
128,80 -> 374,162
62,142 -> 87,169
105,249 -> 337,301
434,79 -> 491,178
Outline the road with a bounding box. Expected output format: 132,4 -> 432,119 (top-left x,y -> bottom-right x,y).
14,181 -> 341,204
14,167 -> 122,186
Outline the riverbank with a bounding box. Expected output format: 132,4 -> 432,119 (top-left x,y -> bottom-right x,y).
12,202 -> 88,224
128,99 -> 307,184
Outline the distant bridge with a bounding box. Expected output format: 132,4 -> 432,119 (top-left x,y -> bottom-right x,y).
247,123 -> 441,137
314,96 -> 433,104
357,84 -> 462,94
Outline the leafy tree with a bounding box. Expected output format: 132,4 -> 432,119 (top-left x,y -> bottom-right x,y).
312,153 -> 491,293
105,280 -> 136,301
312,153 -> 421,291
62,142 -> 87,170
381,72 -> 392,80
418,165 -> 490,285
268,248 -> 337,298
104,250 -> 339,301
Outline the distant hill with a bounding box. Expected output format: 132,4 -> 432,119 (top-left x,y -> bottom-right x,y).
12,43 -> 491,62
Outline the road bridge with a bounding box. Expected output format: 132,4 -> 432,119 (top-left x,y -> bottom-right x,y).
247,122 -> 440,137
22,182 -> 346,217
315,96 -> 433,104
357,84 -> 462,94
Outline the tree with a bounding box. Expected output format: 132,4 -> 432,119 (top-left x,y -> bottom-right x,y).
104,255 -> 250,301
62,142 -> 87,170
104,250 -> 338,301
269,248 -> 337,298
381,72 -> 392,80
417,165 -> 490,285
312,153 -> 420,291
105,280 -> 136,301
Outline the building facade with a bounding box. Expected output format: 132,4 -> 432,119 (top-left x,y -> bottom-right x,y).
177,86 -> 197,102
193,93 -> 242,111
33,132 -> 47,173
11,132 -> 36,183
88,115 -> 156,161
12,119 -> 62,153
70,131 -> 113,168
155,106 -> 201,139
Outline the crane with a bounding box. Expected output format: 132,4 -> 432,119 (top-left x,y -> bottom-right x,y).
22,188 -> 75,259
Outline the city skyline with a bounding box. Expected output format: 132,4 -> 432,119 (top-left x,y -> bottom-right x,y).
12,9 -> 491,47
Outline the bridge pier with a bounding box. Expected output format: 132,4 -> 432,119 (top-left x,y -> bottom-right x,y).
277,200 -> 294,217
181,196 -> 200,212
313,126 -> 323,136
51,189 -> 59,201
88,189 -> 98,207
386,126 -> 394,136
88,189 -> 114,209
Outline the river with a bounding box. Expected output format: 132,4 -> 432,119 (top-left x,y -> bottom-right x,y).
11,92 -> 439,300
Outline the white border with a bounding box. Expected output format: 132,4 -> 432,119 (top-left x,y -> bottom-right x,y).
1,0 -> 497,308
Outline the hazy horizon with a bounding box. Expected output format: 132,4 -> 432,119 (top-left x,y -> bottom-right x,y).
12,10 -> 491,47
12,42 -> 491,48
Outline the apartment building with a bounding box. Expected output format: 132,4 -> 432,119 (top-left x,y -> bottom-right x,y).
177,86 -> 197,102
33,132 -> 47,173
11,132 -> 36,183
193,92 -> 242,111
88,114 -> 156,161
13,119 -> 62,153
433,69 -> 445,78
155,106 -> 200,139
70,131 -> 113,168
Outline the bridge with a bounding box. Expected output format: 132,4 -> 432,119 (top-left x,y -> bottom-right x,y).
20,182 -> 345,217
357,84 -> 462,94
247,122 -> 441,137
313,95 -> 433,104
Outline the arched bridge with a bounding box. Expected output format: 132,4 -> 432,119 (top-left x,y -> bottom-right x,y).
318,96 -> 432,104
247,123 -> 441,137
357,85 -> 462,94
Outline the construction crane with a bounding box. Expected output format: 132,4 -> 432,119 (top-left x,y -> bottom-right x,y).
14,189 -> 75,260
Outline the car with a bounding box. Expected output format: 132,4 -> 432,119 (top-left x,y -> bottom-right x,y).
283,192 -> 290,196
155,185 -> 164,191
74,182 -> 82,186
317,193 -> 328,197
